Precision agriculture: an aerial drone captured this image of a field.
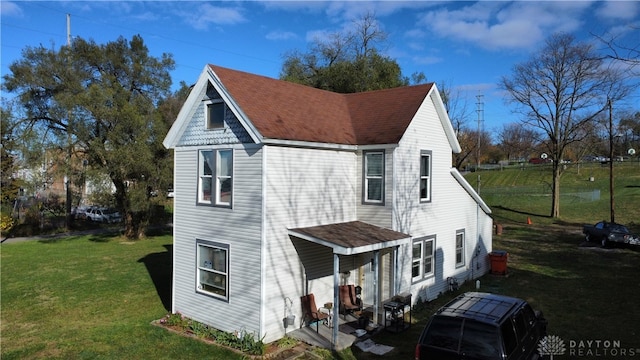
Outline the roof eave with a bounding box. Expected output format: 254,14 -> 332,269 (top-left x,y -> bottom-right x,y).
450,168 -> 491,214
288,229 -> 411,256
428,85 -> 462,153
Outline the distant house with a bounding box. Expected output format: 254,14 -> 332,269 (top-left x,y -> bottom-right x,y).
163,65 -> 493,345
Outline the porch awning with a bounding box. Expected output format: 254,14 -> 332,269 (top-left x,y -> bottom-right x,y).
288,221 -> 411,255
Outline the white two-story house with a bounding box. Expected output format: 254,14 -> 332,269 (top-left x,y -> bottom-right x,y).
163,64 -> 493,346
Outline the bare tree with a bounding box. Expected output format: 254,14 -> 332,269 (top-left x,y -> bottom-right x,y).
500,33 -> 635,218
498,123 -> 540,162
593,25 -> 640,67
438,81 -> 476,169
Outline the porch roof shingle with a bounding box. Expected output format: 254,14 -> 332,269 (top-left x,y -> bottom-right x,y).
288,221 -> 411,255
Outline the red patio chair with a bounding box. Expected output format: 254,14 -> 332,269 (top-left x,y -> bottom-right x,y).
301,293 -> 328,333
339,285 -> 360,318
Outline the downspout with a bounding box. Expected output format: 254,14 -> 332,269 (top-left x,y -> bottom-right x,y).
260,145 -> 268,340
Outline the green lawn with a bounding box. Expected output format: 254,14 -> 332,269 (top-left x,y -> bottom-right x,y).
2,162 -> 639,359
357,224 -> 640,360
1,233 -> 243,360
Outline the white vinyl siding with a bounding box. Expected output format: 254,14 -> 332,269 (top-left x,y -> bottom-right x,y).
263,145 -> 356,342
172,144 -> 263,339
393,91 -> 493,302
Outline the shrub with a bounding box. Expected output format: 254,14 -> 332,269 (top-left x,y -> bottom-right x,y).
158,313 -> 265,356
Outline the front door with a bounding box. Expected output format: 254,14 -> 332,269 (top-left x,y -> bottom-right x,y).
359,253 -> 375,305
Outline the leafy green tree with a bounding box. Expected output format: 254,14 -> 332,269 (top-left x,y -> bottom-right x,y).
3,35 -> 175,239
0,106 -> 24,207
280,12 -> 416,93
500,33 -> 636,218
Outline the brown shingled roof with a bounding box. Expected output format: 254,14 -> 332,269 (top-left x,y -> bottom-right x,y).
289,221 -> 411,254
210,65 -> 433,145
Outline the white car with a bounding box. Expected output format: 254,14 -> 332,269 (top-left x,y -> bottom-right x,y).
86,208 -> 122,223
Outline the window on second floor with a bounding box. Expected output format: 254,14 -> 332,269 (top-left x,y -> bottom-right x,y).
206,101 -> 225,130
420,150 -> 432,202
455,230 -> 465,267
198,149 -> 233,207
363,150 -> 384,204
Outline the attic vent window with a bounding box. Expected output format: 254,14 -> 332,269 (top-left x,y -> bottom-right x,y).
206,100 -> 225,129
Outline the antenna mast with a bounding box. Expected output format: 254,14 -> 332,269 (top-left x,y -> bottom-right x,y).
475,93 -> 484,192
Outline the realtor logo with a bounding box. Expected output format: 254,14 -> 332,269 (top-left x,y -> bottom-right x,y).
538,335 -> 566,359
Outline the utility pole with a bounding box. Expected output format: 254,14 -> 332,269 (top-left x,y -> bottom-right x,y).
608,98 -> 615,224
476,93 -> 483,193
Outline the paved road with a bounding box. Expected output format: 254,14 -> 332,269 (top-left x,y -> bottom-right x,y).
1,228 -> 120,244
1,223 -> 172,244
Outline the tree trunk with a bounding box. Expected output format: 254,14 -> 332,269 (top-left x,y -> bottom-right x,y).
550,163 -> 561,218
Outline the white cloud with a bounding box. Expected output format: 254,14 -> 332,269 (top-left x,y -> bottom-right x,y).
596,1 -> 640,21
0,1 -> 24,17
179,3 -> 247,30
412,55 -> 443,66
265,30 -> 298,41
416,2 -> 591,51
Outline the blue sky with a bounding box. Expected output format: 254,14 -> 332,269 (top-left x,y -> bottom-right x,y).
2,1 -> 639,133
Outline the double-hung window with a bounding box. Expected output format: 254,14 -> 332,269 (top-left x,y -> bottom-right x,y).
363,150 -> 384,204
420,150 -> 432,202
412,236 -> 435,282
196,240 -> 229,300
455,230 -> 465,267
198,149 -> 233,207
206,100 -> 225,129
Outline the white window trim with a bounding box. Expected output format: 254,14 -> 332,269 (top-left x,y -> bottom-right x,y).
215,150 -> 233,206
197,149 -> 233,208
363,150 -> 385,204
420,150 -> 432,202
196,239 -> 229,301
198,150 -> 213,205
204,99 -> 225,130
412,236 -> 435,283
455,229 -> 465,268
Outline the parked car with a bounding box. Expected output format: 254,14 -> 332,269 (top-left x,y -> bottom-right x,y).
86,208 -> 122,224
415,292 -> 547,360
583,221 -> 640,247
72,206 -> 90,220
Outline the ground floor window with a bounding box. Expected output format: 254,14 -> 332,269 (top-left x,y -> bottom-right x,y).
412,236 -> 435,282
196,239 -> 229,300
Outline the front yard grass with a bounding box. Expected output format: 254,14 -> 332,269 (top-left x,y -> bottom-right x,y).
2,224 -> 640,359
1,234 -> 244,360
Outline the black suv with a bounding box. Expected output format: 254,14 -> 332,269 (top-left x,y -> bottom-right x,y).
415,292 -> 547,360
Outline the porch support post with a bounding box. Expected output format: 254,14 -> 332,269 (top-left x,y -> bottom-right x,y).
332,253 -> 339,350
393,245 -> 399,295
373,250 -> 380,324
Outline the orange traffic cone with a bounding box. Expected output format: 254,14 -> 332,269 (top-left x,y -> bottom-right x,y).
527,217 -> 532,225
